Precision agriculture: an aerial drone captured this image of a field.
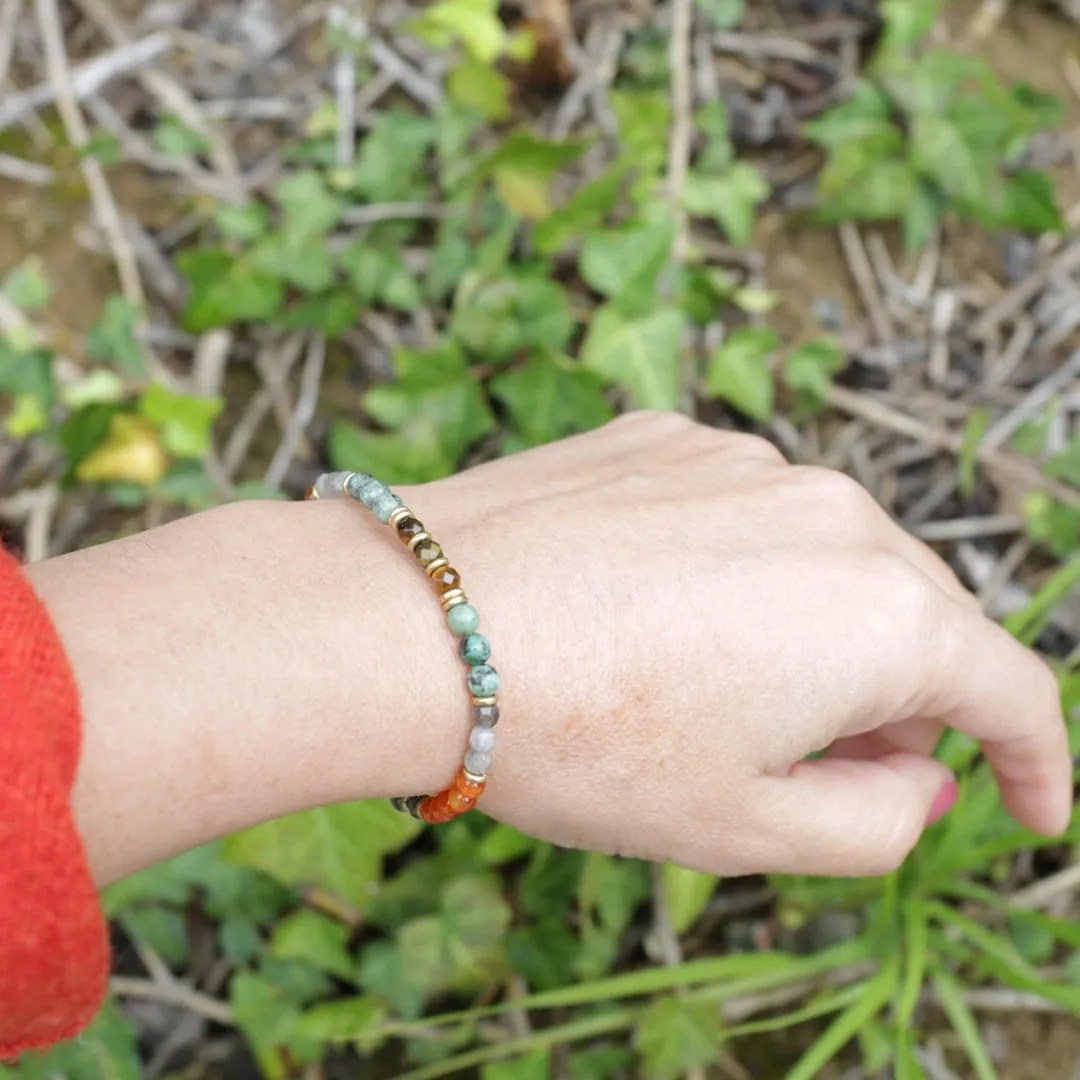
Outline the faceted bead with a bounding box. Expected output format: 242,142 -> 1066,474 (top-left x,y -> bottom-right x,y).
464,749 -> 493,776
345,473 -> 381,505
372,491 -> 404,523
396,516 -> 424,543
459,633 -> 491,666
415,539 -> 444,569
431,566 -> 462,593
472,702 -> 500,728
420,792 -> 450,824
455,768 -> 486,798
469,726 -> 496,754
447,603 -> 480,636
467,663 -> 500,698
447,788 -> 475,814
314,471 -> 350,499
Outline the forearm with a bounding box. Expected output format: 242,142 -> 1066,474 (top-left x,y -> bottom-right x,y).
26,496 -> 466,887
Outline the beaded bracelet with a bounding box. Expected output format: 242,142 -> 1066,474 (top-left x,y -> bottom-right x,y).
305,470 -> 499,824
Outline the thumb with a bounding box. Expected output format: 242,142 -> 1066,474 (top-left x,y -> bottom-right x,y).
754,752 -> 956,877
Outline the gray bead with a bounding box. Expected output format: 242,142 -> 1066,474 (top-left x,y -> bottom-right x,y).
473,703 -> 500,728
469,726 -> 496,754
464,749 -> 492,776
314,471 -> 350,499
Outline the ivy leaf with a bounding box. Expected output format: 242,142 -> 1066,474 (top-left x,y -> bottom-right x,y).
138,384 -> 224,459
275,170 -> 345,239
328,422 -> 455,484
448,55 -> 512,120
216,201 -> 270,242
683,162 -> 769,246
296,995 -> 388,1049
534,165 -> 627,256
784,338 -> 844,401
998,171 -> 1064,233
88,297 -> 147,377
407,0 -> 507,63
806,83 -> 893,148
353,111 -> 436,203
452,272 -> 573,361
76,412 -> 169,486
224,800 -> 420,909
230,972 -> 322,1080
491,355 -> 613,446
580,305 -> 685,411
2,259 -> 51,311
635,997 -> 725,1080
0,343 -> 55,413
580,222 -> 675,303
270,910 -> 356,982
910,113 -> 984,205
695,0 -> 743,28
179,249 -> 284,331
880,0 -> 939,51
576,854 -> 650,980
339,244 -> 423,311
153,116 -> 209,158
706,327 -> 779,422
277,291 -> 361,337
817,158 -> 919,223
2,1001 -> 140,1080
483,131 -> 588,219
662,864 -> 719,935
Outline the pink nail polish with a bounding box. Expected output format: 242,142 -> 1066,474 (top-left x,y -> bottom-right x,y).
926,780 -> 959,826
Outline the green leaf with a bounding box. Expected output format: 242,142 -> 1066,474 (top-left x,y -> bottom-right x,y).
153,115 -> 209,158
910,113 -> 984,205
270,909 -> 356,981
483,1050 -> 551,1080
579,221 -> 675,303
452,272 -> 574,361
179,249 -> 284,331
880,0 -> 939,50
507,918 -> 581,990
448,55 -> 511,120
275,170 -> 345,239
784,338 -> 843,401
932,970 -> 998,1080
683,162 -> 768,246
2,259 -> 50,311
806,84 -> 894,149
533,165 -> 627,256
250,232 -> 336,293
296,995 -> 388,1049
138,384 -> 224,459
0,343 -> 55,412
88,296 -> 146,377
230,972 -> 322,1080
1,1001 -> 140,1080
635,997 -> 725,1080
352,111 -> 436,203
328,422 -> 455,484
662,864 -> 719,936
577,854 -> 649,980
407,0 -> 507,63
999,171 -> 1064,234
706,327 -> 779,422
819,157 -> 919,223
483,132 -> 588,220
339,244 -> 423,311
491,355 -> 613,446
216,201 -> 271,241
695,0 -> 743,28
277,290 -> 361,337
224,800 -> 421,909
580,305 -> 685,411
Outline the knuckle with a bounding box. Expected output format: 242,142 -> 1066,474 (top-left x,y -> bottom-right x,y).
729,432 -> 786,465
613,409 -> 694,433
790,466 -> 877,521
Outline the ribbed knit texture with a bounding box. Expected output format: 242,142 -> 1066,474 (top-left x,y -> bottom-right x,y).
0,549 -> 108,1058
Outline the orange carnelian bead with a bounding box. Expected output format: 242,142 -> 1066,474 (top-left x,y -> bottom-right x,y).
447,788 -> 475,814
454,768 -> 486,799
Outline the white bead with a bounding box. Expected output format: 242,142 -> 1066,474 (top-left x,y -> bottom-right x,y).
469,726 -> 496,754
314,472 -> 351,499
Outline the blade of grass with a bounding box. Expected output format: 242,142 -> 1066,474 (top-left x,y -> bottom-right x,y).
783,966 -> 895,1080
1003,554 -> 1080,645
931,969 -> 998,1080
897,902 -> 929,1026
725,981 -> 868,1039
895,1032 -> 928,1080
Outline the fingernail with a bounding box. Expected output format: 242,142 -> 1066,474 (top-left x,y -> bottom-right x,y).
926,780 -> 959,826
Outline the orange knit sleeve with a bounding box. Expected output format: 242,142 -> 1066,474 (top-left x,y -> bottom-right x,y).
0,547 -> 109,1058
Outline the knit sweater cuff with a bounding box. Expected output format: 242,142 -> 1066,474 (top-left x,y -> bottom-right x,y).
0,549 -> 109,1058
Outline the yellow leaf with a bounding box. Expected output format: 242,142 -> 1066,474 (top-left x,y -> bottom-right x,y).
77,412 -> 169,486
493,167 -> 552,220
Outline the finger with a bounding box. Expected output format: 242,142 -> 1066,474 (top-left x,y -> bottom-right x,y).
755,752 -> 955,877
919,596 -> 1072,836
829,716 -> 944,761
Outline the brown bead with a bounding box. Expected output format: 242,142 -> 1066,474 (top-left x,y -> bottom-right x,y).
415,539 -> 444,569
395,516 -> 424,543
431,566 -> 461,593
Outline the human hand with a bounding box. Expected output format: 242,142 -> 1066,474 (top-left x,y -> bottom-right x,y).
412,411 -> 1072,877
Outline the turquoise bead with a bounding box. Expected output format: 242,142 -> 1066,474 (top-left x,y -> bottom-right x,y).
372,492 -> 404,523
345,472 -> 380,505
446,603 -> 480,636
460,633 -> 491,665
467,664 -> 500,697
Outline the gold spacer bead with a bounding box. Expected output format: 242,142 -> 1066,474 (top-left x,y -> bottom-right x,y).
440,589 -> 468,611
464,769 -> 488,785
388,506 -> 413,529
304,485 -> 319,501
425,557 -> 450,576
407,532 -> 433,552
472,696 -> 497,707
